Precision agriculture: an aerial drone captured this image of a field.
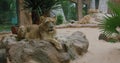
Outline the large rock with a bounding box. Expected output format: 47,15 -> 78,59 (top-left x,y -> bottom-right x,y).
1,35 -> 70,63
8,41 -> 70,63
0,31 -> 89,63
68,31 -> 89,55
64,31 -> 89,56
57,31 -> 89,57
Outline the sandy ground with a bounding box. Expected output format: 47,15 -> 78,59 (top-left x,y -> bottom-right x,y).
57,28 -> 120,63
1,28 -> 120,63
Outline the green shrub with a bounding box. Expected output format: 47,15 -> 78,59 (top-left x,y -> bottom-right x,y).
56,14 -> 63,25
99,1 -> 120,36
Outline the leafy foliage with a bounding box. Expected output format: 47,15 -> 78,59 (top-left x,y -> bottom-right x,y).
56,14 -> 63,25
60,0 -> 77,21
99,1 -> 120,36
23,0 -> 59,16
23,0 -> 61,24
23,0 -> 78,23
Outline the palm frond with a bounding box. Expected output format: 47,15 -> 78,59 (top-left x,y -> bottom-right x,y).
99,1 -> 120,36
23,0 -> 59,16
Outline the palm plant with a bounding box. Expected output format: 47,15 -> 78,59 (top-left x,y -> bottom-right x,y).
23,0 -> 59,24
99,1 -> 120,36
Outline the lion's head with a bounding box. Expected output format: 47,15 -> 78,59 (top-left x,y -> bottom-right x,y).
40,16 -> 56,33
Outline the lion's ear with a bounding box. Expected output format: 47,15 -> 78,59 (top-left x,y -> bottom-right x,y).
40,16 -> 47,23
53,16 -> 57,22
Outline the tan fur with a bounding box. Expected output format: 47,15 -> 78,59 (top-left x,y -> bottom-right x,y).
17,16 -> 62,49
77,15 -> 91,24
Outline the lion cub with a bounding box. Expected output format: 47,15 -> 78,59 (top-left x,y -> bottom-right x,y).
17,16 -> 62,50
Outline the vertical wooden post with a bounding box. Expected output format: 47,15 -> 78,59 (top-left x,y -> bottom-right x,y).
70,0 -> 84,21
77,0 -> 83,21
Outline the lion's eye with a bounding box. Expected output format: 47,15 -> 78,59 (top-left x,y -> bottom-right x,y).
52,21 -> 55,24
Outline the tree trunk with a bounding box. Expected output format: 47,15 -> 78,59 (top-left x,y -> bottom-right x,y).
77,0 -> 83,21
17,0 -> 32,26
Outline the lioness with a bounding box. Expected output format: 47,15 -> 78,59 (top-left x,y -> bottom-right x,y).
77,15 -> 91,24
17,16 -> 62,50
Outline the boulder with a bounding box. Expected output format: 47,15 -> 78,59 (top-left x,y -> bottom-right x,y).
0,35 -> 70,63
66,31 -> 89,55
98,33 -> 108,41
58,31 -> 89,57
0,31 -> 89,63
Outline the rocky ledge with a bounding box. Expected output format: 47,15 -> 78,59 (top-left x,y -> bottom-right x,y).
0,31 -> 89,63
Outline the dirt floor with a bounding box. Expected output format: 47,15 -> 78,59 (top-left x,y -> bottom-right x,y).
1,28 -> 120,63
56,28 -> 120,63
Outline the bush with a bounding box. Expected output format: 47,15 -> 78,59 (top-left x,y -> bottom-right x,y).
56,14 -> 63,25
99,1 -> 120,36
